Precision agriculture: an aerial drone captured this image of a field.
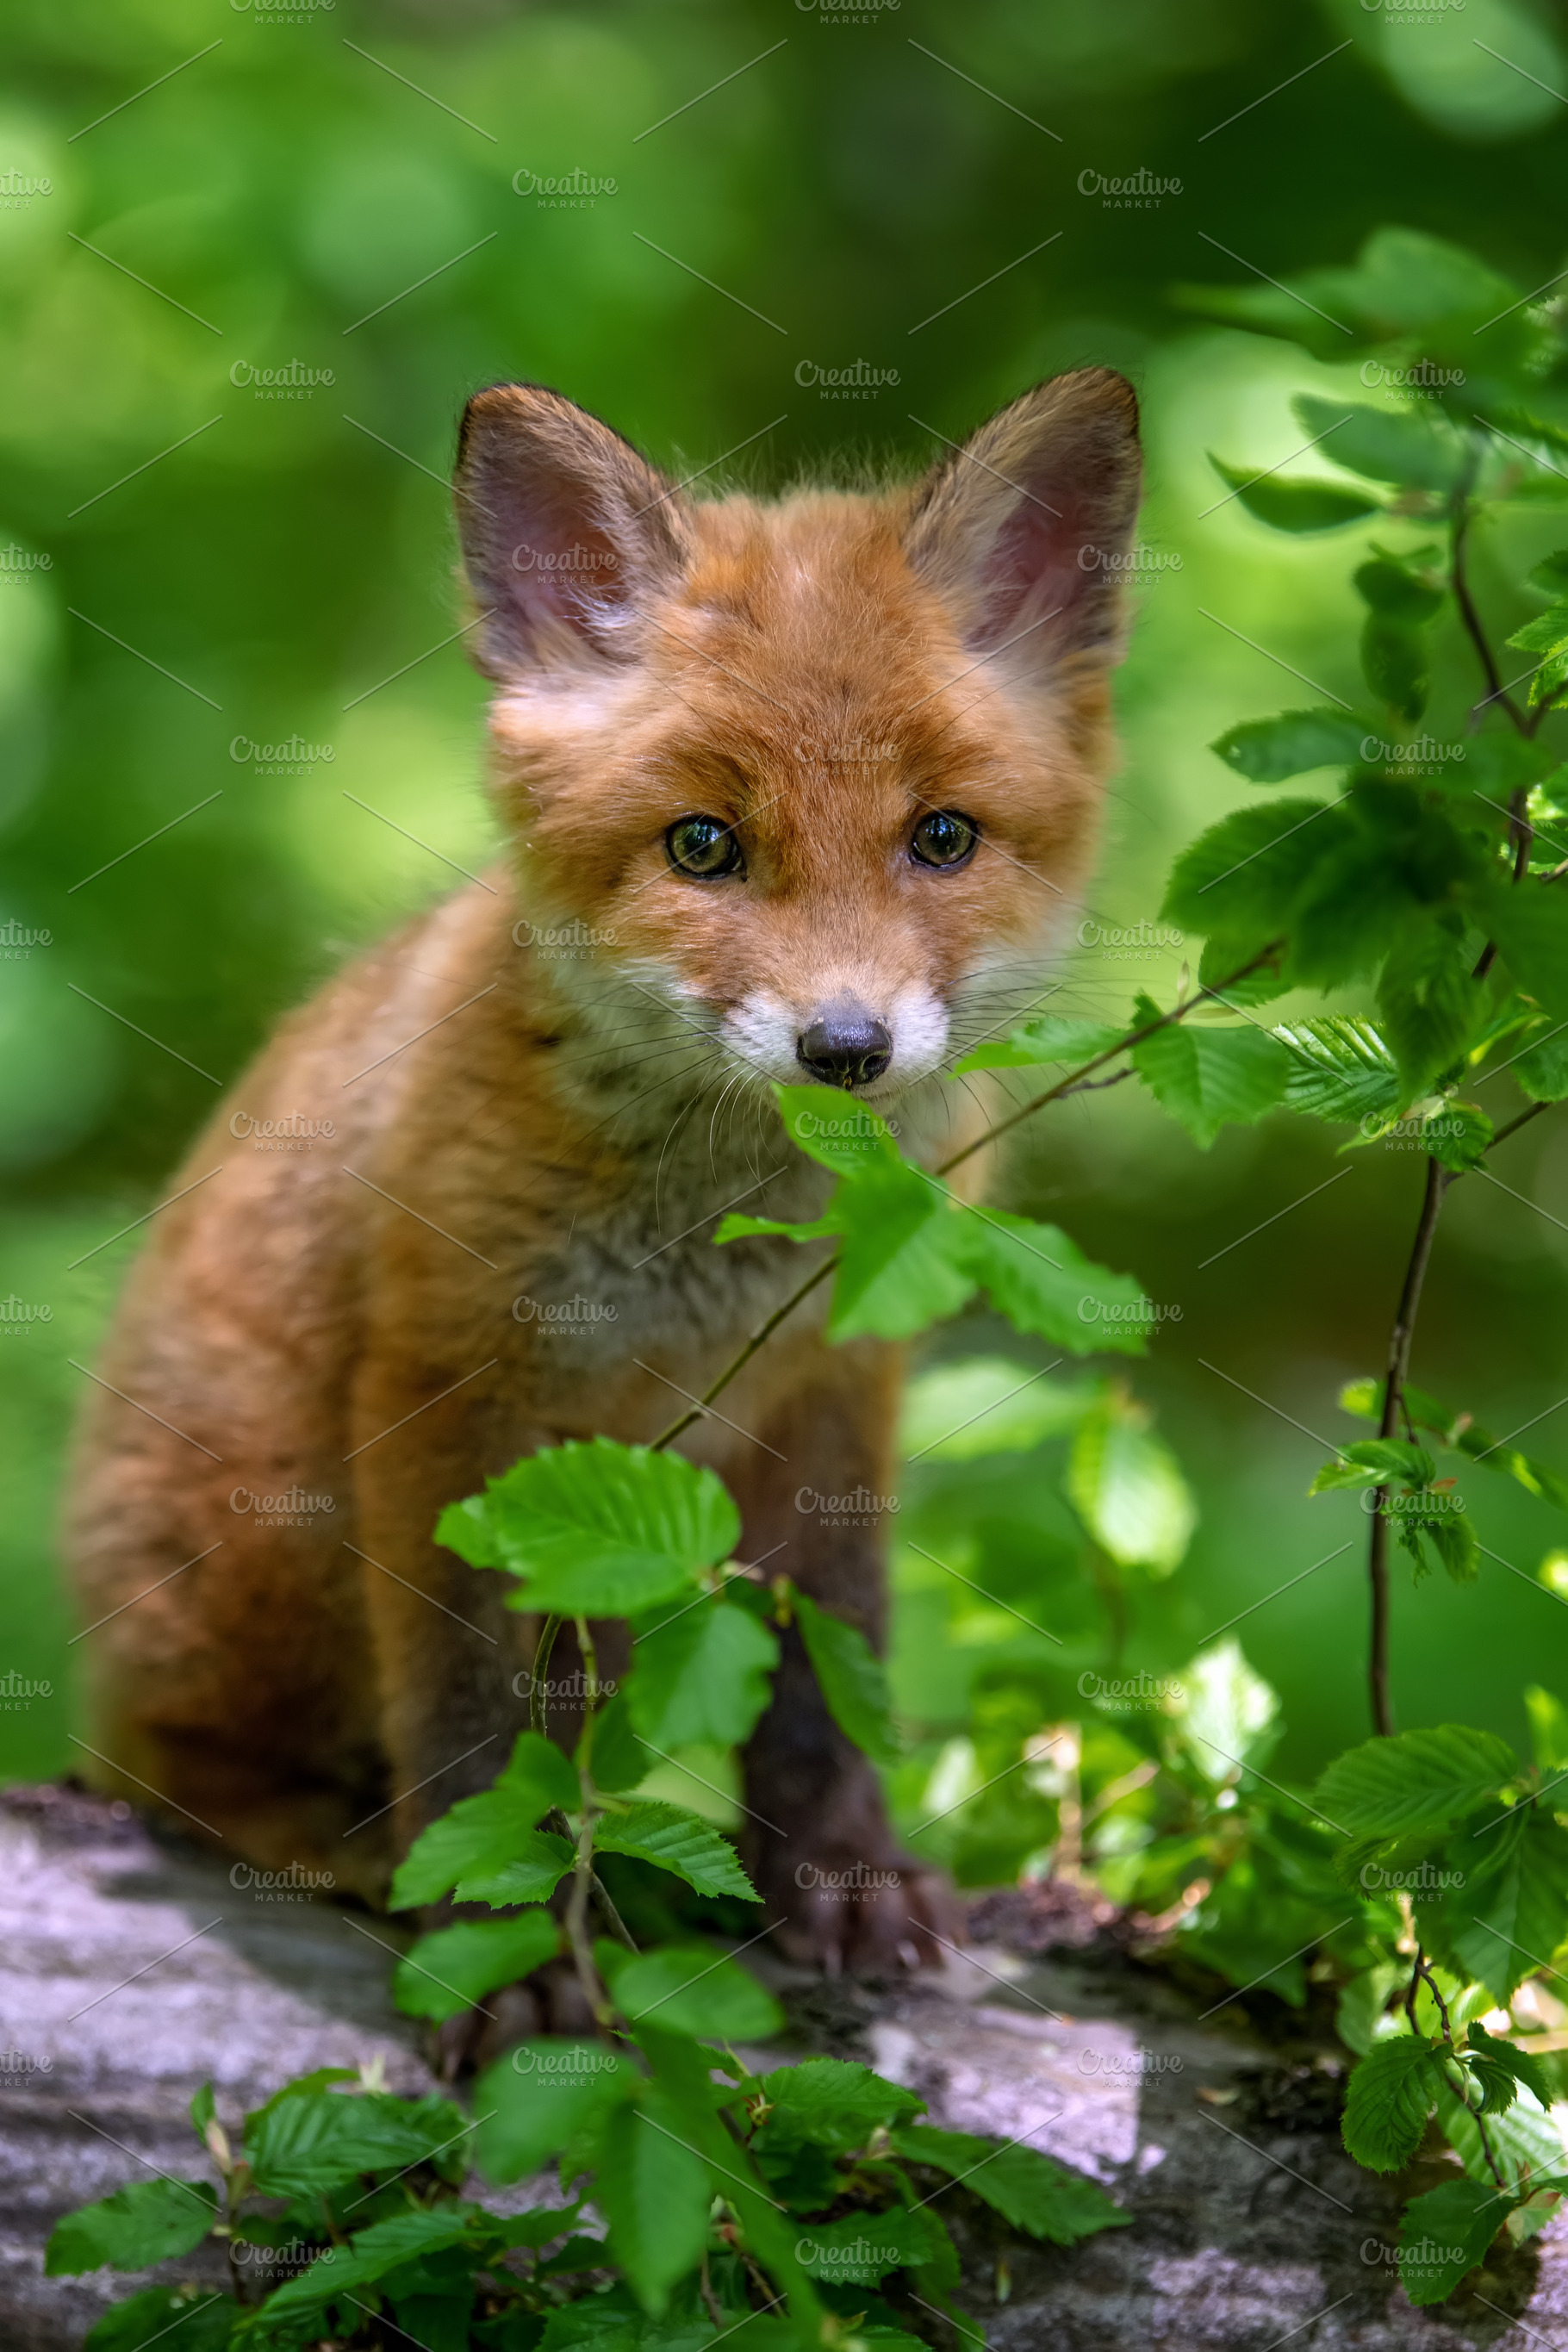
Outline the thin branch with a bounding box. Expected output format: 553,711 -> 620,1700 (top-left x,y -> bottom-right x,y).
1367,1157 -> 1449,1737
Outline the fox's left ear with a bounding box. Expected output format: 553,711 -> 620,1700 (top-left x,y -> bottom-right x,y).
903,369 -> 1142,675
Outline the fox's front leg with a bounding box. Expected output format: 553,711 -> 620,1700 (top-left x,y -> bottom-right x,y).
729,1335 -> 957,1973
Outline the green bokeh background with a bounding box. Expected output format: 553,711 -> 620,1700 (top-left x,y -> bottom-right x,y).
3,0 -> 1567,1790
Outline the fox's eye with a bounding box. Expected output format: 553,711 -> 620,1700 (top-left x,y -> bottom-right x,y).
666,815 -> 743,879
910,809 -> 978,870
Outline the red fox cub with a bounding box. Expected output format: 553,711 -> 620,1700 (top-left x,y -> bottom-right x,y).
70,372 -> 1142,1976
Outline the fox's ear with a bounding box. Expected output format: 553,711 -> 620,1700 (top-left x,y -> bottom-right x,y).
903,369 -> 1142,675
453,385 -> 693,678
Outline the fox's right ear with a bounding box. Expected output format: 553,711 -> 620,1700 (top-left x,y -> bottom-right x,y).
453,385 -> 694,679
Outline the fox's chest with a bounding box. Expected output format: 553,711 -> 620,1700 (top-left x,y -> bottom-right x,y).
513,1147 -> 832,1374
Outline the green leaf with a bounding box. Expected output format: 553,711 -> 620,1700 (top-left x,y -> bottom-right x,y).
949,1200 -> 1154,1355
793,1590 -> 898,1764
1276,1017 -> 1400,1123
438,1438 -> 739,1617
47,2179 -> 218,2274
889,2125 -> 1129,2243
84,2288 -> 235,2352
1423,1101 -> 1493,1175
1210,708 -> 1370,784
594,2096 -> 711,2315
1361,614 -> 1428,722
898,1358 -> 1096,1461
1162,797 -> 1330,937
1173,1637 -> 1280,1781
1487,882 -> 1568,1019
1067,1389 -> 1195,1572
390,1733 -> 580,1910
1397,2176 -> 1514,2305
474,2041 -> 639,2186
774,1082 -> 902,1173
1341,2034 -> 1444,2171
1353,551 -> 1446,623
1434,1809 -> 1568,2002
1378,920 -> 1478,1098
750,2058 -> 924,2156
1515,1019 -> 1568,1102
395,1911 -> 563,2025
245,2089 -> 468,2201
1315,1727 -> 1517,1839
1532,550 -> 1568,596
955,1013 -> 1127,1072
452,1829 -> 576,1908
1207,456 -> 1378,532
612,1944 -> 783,2040
1310,1439 -> 1435,1493
241,2207 -> 491,2331
1174,227 -> 1519,355
585,1691 -> 650,1795
629,1596 -> 779,1752
1295,398 -> 1466,494
594,1801 -> 757,1901
1131,1006 -> 1292,1147
1527,1684 -> 1568,1771
793,2210 -> 939,2281
1467,2022 -> 1554,2113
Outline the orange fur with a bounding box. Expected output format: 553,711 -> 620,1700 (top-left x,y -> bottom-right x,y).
68,372 -> 1142,1969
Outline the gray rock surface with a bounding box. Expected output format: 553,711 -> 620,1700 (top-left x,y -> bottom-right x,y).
0,1784 -> 1561,2349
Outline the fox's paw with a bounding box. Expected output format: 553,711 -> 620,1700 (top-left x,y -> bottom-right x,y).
758,1841 -> 961,1977
432,1956 -> 597,2081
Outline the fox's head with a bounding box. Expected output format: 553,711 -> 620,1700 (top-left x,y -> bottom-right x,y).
454,376 -> 1141,1124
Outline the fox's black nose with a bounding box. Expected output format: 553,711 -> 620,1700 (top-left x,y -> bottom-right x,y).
797,1011 -> 893,1090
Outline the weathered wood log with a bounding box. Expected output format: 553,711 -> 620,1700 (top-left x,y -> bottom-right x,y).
0,1783 -> 1561,2349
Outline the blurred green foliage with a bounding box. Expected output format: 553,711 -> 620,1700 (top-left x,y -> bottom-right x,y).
3,0 -> 1568,1778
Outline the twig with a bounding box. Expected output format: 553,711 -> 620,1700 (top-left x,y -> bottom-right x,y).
1367,1156 -> 1449,1737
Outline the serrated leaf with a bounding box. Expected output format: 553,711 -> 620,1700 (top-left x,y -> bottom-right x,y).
1131,1007 -> 1292,1146
395,1911 -> 562,2025
611,1945 -> 782,2041
1276,1016 -> 1399,1124
1316,1727 -> 1517,1839
1484,881 -> 1568,1019
451,1829 -> 576,1909
774,1083 -> 902,1173
47,2179 -> 218,2274
594,2096 -> 711,2315
1378,921 -> 1479,1099
1296,396 -> 1466,494
1515,1019 -> 1568,1102
245,2089 -> 468,2201
1067,1389 -> 1195,1572
390,1733 -> 579,1910
1208,456 -> 1379,532
246,2207 -> 482,2330
474,2042 -> 639,2186
889,2125 -> 1129,2243
1433,1809 -> 1568,2002
1210,708 -> 1370,784
1397,2175 -> 1514,2305
955,1011 -> 1128,1072
793,1589 -> 899,1764
594,1801 -> 757,1901
1468,2022 -> 1554,2112
629,1596 -> 778,1752
1162,798 -> 1331,936
898,1358 -> 1096,1461
439,1438 -> 739,1617
1342,2034 -> 1444,2171
948,1199 -> 1153,1355
1310,1439 -> 1435,1493
750,2058 -> 924,2155
793,2209 -> 939,2280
